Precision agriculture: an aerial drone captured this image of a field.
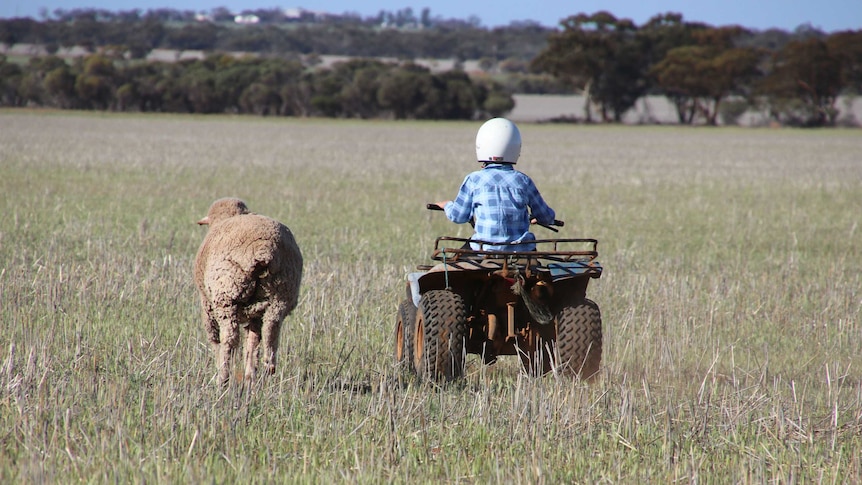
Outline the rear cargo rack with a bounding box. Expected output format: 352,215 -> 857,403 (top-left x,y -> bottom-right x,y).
415,237 -> 601,277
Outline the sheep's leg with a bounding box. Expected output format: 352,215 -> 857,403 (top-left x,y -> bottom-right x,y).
217,317 -> 240,387
202,303 -> 220,348
244,320 -> 262,382
261,313 -> 284,376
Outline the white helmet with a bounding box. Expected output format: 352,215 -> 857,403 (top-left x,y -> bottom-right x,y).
476,118 -> 521,164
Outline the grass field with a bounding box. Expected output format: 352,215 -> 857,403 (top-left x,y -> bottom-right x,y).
1,110 -> 861,483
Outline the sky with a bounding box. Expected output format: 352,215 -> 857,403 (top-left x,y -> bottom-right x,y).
1,0 -> 860,33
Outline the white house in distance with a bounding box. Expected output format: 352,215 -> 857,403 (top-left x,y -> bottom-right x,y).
234,14 -> 260,25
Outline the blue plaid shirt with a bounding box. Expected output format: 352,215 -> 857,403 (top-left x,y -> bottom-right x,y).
444,163 -> 555,251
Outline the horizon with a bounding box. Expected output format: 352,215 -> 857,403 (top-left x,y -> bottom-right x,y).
1,1 -> 860,33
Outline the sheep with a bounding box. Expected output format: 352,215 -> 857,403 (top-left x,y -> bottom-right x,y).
194,197 -> 303,386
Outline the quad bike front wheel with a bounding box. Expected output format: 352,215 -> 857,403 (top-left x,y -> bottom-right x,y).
414,290 -> 468,382
555,299 -> 602,380
394,299 -> 417,371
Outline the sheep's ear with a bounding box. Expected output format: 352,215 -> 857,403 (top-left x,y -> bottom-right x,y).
197,217 -> 211,225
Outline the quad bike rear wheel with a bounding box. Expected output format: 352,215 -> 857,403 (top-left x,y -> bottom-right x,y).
555,299 -> 602,380
394,299 -> 417,371
414,290 -> 468,382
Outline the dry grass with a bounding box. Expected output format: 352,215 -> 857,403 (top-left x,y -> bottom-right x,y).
1,110 -> 861,483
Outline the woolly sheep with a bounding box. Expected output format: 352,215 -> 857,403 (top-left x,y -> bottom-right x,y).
194,197 -> 303,386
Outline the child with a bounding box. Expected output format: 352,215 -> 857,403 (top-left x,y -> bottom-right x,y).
434,118 -> 556,251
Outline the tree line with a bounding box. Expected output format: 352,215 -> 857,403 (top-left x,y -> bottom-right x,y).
0,53 -> 514,118
532,12 -> 862,127
0,9 -> 860,125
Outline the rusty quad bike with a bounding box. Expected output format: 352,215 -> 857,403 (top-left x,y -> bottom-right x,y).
394,204 -> 603,383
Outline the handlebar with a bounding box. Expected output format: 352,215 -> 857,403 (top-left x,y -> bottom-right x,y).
426,203 -> 564,231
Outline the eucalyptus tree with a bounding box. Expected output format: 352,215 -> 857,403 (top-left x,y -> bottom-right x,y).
651,27 -> 762,125
757,37 -> 843,126
531,11 -> 650,122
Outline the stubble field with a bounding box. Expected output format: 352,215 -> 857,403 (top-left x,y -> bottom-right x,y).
1,110 -> 861,483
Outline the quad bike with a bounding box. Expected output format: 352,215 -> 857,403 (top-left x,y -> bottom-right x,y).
394,204 -> 603,382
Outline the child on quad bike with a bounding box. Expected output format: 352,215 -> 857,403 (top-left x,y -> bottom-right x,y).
433,118 -> 556,252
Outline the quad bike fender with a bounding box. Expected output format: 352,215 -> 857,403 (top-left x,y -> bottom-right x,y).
409,266 -> 475,306
546,261 -> 603,282
407,272 -> 425,307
